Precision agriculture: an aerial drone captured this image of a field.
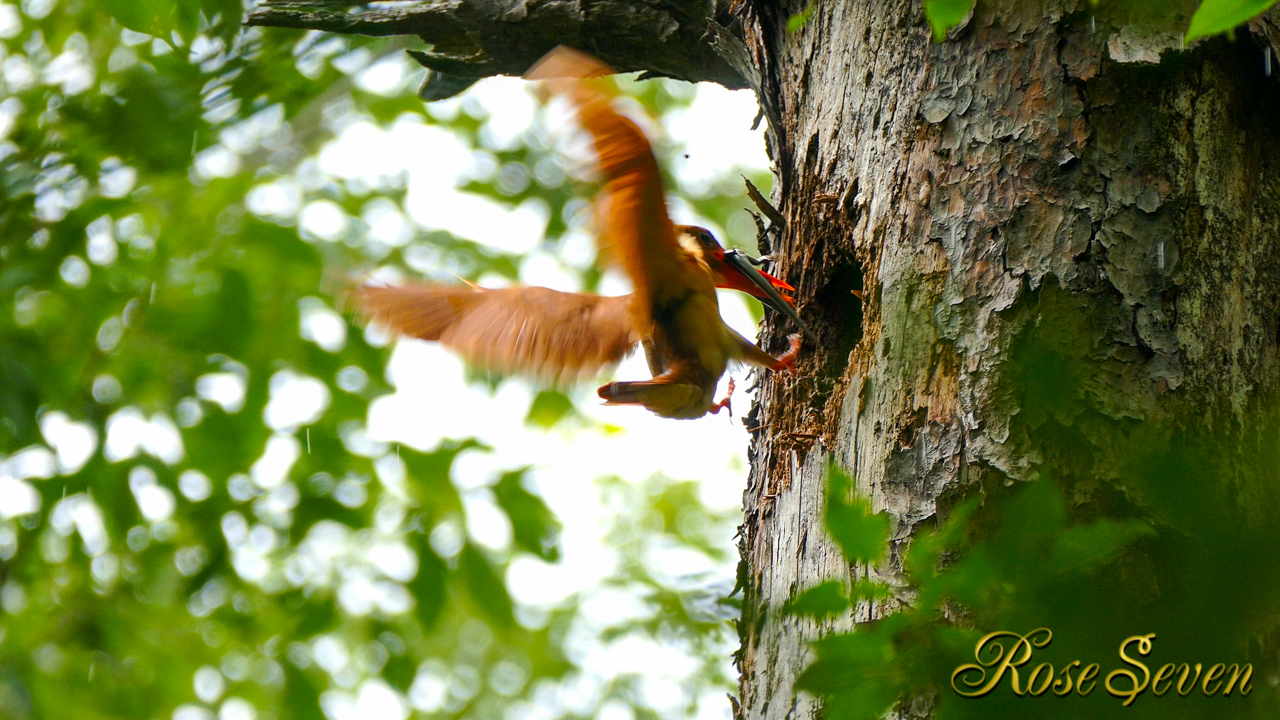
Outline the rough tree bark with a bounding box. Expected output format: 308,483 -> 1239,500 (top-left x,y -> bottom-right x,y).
736,2 -> 1280,719
245,0 -> 752,98
246,1 -> 1280,717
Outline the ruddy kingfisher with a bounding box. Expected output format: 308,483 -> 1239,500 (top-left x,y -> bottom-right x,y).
356,47 -> 810,419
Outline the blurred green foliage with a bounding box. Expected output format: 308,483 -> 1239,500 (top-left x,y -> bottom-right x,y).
0,1 -> 769,719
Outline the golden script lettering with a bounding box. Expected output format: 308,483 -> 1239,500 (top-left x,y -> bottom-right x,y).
950,630 -> 1252,703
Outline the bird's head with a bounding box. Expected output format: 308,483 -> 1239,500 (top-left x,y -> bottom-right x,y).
674,224 -> 815,339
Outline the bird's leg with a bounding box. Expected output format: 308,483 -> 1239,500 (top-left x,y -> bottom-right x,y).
710,378 -> 735,417
641,337 -> 666,377
730,331 -> 803,375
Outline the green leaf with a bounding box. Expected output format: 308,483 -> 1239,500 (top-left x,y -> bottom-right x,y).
61,64 -> 205,175
409,534 -> 449,630
96,0 -> 242,39
400,439 -> 482,510
282,665 -> 327,720
381,650 -> 419,693
902,498 -> 977,582
824,464 -> 890,564
796,622 -> 908,712
849,580 -> 893,603
0,345 -> 41,444
524,390 -> 575,428
290,593 -> 338,637
924,0 -> 976,40
97,0 -> 183,36
1187,0 -> 1279,40
458,544 -> 515,630
786,2 -> 815,32
1050,520 -> 1154,572
784,581 -> 850,620
493,469 -> 561,561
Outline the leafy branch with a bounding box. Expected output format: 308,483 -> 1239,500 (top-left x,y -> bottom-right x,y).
787,467 -> 1152,719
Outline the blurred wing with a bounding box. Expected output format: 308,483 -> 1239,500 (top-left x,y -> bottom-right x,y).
527,47 -> 690,313
357,284 -> 640,383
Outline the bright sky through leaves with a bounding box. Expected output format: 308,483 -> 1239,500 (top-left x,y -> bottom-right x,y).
0,6 -> 773,719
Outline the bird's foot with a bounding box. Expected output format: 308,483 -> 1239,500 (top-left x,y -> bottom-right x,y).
776,334 -> 802,375
710,378 -> 736,418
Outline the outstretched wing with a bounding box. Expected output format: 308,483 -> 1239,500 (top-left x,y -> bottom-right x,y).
356,283 -> 640,383
526,47 -> 695,316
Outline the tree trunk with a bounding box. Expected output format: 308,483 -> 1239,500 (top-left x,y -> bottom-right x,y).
735,1 -> 1280,718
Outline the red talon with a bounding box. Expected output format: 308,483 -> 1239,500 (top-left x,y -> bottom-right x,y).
710,378 -> 736,417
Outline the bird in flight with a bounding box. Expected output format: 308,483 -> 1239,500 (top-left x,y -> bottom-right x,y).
356,46 -> 809,419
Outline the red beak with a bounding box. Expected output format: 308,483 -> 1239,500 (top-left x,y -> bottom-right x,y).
718,263 -> 796,304
713,249 -> 815,340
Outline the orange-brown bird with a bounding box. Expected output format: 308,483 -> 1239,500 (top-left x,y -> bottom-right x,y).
356,47 -> 808,419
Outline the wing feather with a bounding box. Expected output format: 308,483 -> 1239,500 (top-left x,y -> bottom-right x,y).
526,47 -> 696,313
356,284 -> 640,384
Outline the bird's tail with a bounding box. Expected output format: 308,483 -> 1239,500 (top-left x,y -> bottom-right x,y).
597,377 -> 709,420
